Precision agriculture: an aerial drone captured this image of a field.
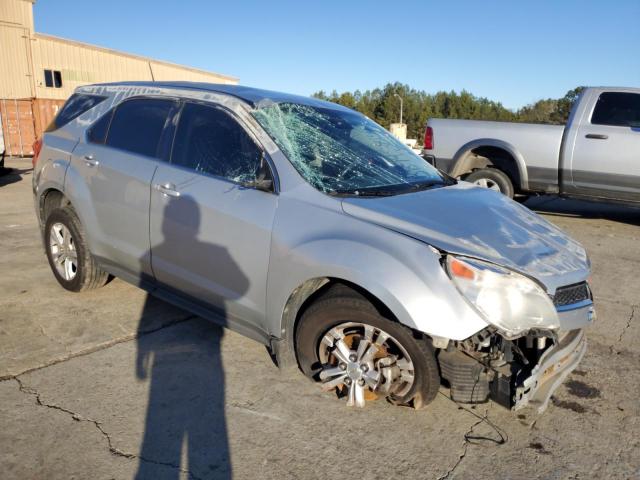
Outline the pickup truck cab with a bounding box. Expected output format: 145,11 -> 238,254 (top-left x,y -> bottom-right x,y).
422,87 -> 640,204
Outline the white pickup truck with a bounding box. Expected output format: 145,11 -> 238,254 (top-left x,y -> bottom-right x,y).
422,87 -> 640,204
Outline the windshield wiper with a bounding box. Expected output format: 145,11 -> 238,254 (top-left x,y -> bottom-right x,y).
330,189 -> 397,197
330,178 -> 453,197
405,180 -> 449,192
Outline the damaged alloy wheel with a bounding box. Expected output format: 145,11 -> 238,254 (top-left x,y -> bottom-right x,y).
296,290 -> 440,408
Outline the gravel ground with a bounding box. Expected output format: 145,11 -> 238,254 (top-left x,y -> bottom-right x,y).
1,157 -> 638,479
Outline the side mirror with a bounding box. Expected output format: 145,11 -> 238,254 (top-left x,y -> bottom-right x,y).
246,177 -> 274,192
242,152 -> 275,192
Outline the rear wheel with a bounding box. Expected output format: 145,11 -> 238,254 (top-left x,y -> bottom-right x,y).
44,207 -> 108,292
466,168 -> 514,198
296,291 -> 440,408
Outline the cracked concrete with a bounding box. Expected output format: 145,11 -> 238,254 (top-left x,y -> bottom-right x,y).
1,159 -> 639,479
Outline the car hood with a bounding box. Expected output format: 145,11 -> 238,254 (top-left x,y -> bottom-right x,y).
341,182 -> 589,293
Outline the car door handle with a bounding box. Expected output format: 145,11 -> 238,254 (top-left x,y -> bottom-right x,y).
585,134 -> 608,140
154,183 -> 181,197
83,155 -> 99,167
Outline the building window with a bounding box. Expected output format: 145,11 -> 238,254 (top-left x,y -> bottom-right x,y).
44,69 -> 63,88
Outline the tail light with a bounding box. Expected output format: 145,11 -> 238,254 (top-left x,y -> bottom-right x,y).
32,138 -> 42,168
424,126 -> 434,150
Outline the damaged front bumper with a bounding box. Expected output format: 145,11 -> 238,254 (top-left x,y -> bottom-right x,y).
439,302 -> 594,414
512,329 -> 586,412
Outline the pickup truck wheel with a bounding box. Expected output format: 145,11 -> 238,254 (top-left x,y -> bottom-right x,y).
466,168 -> 514,198
44,207 -> 109,292
296,294 -> 440,409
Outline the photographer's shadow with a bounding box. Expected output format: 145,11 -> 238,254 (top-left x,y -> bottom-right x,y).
135,195 -> 249,479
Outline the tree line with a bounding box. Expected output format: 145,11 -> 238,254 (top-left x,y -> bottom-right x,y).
312,83 -> 584,141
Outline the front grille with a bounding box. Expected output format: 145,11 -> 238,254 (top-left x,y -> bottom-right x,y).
553,282 -> 591,307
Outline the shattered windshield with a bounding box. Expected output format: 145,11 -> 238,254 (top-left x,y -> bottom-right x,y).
252,102 -> 451,196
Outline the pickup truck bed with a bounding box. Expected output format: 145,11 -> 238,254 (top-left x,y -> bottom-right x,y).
423,87 -> 640,205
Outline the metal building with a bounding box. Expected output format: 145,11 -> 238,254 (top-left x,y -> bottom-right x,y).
0,0 -> 238,156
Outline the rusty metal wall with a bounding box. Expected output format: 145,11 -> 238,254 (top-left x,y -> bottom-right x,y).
32,98 -> 65,139
0,98 -> 36,156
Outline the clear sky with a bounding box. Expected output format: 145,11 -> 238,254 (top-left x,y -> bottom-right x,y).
34,0 -> 640,110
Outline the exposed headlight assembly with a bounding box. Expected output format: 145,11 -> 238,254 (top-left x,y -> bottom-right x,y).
446,255 -> 559,338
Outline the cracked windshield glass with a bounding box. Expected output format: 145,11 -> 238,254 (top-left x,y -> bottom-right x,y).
252,102 -> 451,196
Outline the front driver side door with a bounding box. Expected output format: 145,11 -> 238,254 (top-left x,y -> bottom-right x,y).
149,101 -> 278,339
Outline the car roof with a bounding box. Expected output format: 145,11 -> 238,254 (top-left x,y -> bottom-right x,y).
86,81 -> 353,112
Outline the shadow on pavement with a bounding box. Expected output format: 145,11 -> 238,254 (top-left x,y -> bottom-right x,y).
524,195 -> 640,227
135,195 -> 249,479
0,167 -> 31,187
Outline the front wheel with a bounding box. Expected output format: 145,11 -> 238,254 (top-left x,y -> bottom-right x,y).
466,168 -> 514,198
296,293 -> 440,408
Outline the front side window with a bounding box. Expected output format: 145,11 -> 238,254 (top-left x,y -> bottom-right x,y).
172,102 -> 263,184
252,102 -> 450,196
45,93 -> 107,132
106,98 -> 175,158
591,92 -> 640,127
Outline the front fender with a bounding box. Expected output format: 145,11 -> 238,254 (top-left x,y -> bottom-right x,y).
265,199 -> 488,349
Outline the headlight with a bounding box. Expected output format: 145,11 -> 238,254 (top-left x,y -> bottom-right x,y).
446,255 -> 558,338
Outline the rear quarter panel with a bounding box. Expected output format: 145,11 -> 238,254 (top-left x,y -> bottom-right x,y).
33,131 -> 79,229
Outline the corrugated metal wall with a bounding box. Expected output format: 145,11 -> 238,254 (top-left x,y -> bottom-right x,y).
31,34 -> 238,100
0,0 -> 34,29
0,25 -> 34,98
0,0 -> 238,156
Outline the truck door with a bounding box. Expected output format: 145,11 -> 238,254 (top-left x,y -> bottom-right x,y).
570,91 -> 640,202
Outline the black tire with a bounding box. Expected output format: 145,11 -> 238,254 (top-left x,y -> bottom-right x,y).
296,290 -> 440,408
466,168 -> 514,198
44,207 -> 108,292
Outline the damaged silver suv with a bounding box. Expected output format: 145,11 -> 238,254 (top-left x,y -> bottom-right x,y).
32,82 -> 595,413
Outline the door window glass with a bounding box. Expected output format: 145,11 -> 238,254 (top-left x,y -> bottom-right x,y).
87,111 -> 113,144
106,98 -> 174,158
591,92 -> 640,127
172,102 -> 263,183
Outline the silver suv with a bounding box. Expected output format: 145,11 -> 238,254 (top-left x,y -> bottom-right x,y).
33,82 -> 595,412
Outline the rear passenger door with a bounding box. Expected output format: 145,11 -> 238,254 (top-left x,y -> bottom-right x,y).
149,101 -> 278,339
69,97 -> 178,281
571,91 -> 640,202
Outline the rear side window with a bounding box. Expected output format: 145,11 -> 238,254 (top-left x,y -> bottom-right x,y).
45,93 -> 107,132
591,92 -> 640,127
106,98 -> 175,158
171,102 -> 263,183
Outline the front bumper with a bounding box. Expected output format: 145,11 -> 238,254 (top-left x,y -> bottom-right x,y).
513,328 -> 587,413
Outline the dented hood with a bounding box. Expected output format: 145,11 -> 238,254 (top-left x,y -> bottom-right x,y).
341,182 -> 590,293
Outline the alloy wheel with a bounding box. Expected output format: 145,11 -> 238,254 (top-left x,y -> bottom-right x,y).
49,222 -> 78,281
472,177 -> 502,192
317,322 -> 415,407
